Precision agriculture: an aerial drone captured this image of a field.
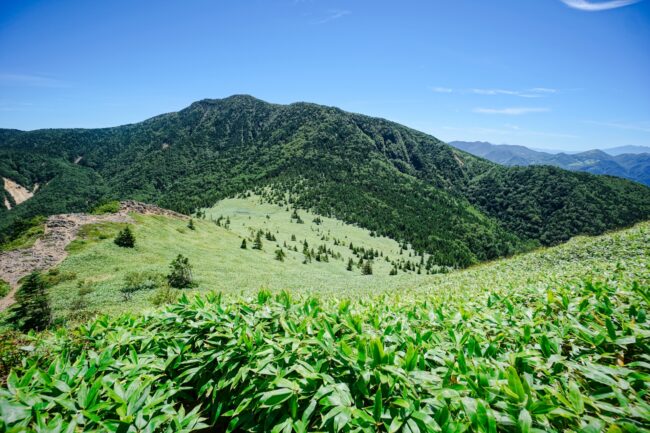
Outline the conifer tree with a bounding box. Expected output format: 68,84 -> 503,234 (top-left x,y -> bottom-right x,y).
11,272 -> 51,331
241,239 -> 247,249
362,261 -> 373,275
187,219 -> 196,230
252,231 -> 263,250
167,254 -> 194,288
114,226 -> 135,248
347,258 -> 354,271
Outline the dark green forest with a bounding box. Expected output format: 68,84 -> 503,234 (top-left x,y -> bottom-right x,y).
1,95 -> 649,266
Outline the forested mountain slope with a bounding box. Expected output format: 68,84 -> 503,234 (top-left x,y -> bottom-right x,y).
1,95 -> 649,266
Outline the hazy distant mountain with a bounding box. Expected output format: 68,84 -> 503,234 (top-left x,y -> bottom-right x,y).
601,145 -> 650,156
449,141 -> 650,186
530,145 -> 650,155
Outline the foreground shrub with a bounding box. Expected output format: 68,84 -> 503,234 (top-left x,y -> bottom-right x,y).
167,254 -> 194,288
1,279 -> 649,432
0,331 -> 34,384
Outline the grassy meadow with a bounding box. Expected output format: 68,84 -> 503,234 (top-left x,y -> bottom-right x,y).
1,212 -> 648,432
20,194 -> 646,325
44,196 -> 433,319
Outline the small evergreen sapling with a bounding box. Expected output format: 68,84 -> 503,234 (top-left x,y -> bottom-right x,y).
11,272 -> 52,332
252,232 -> 263,250
167,254 -> 194,288
114,226 -> 135,248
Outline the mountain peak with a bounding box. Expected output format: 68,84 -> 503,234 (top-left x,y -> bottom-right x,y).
191,94 -> 266,107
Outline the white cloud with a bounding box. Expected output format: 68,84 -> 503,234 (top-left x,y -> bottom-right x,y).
529,87 -> 557,94
429,86 -> 557,98
430,87 -> 453,93
315,9 -> 351,23
559,0 -> 642,11
470,88 -> 557,98
473,107 -> 550,115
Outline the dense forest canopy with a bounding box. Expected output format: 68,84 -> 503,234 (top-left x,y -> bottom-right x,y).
1,95 -> 649,267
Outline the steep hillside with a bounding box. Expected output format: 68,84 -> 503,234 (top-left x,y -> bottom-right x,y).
450,140 -> 650,185
2,96 -> 649,267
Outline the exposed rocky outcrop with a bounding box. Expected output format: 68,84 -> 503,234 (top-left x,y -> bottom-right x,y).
119,200 -> 188,219
0,201 -> 186,311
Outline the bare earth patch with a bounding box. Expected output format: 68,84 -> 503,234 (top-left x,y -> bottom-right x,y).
0,201 -> 185,311
3,178 -> 35,209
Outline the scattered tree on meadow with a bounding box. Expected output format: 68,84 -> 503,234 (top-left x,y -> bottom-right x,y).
252,232 -> 263,250
362,261 -> 373,275
167,254 -> 194,288
188,219 -> 196,230
114,226 -> 135,248
275,249 -> 286,261
11,272 -> 51,331
347,258 -> 354,271
241,239 -> 247,249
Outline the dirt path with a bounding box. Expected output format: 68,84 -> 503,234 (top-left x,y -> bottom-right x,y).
0,201 -> 186,311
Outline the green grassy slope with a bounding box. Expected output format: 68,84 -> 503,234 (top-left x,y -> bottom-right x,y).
1,219 -> 648,432
35,194 -> 650,324
45,196 -> 435,319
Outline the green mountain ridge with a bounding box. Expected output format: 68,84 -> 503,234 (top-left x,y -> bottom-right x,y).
449,140 -> 650,186
1,95 -> 649,267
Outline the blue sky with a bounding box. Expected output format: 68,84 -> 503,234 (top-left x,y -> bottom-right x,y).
1,0 -> 649,151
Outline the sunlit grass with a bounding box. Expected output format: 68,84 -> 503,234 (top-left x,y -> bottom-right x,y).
46,195 -> 649,321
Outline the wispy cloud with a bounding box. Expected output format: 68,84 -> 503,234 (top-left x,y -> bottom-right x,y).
315,9 -> 351,23
0,73 -> 68,88
474,107 -> 550,115
585,120 -> 650,133
470,88 -> 548,98
430,86 -> 557,98
529,88 -> 557,94
559,0 -> 642,11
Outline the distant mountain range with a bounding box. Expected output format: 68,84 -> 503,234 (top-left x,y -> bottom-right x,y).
1,95 -> 649,267
449,141 -> 650,186
529,145 -> 650,155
